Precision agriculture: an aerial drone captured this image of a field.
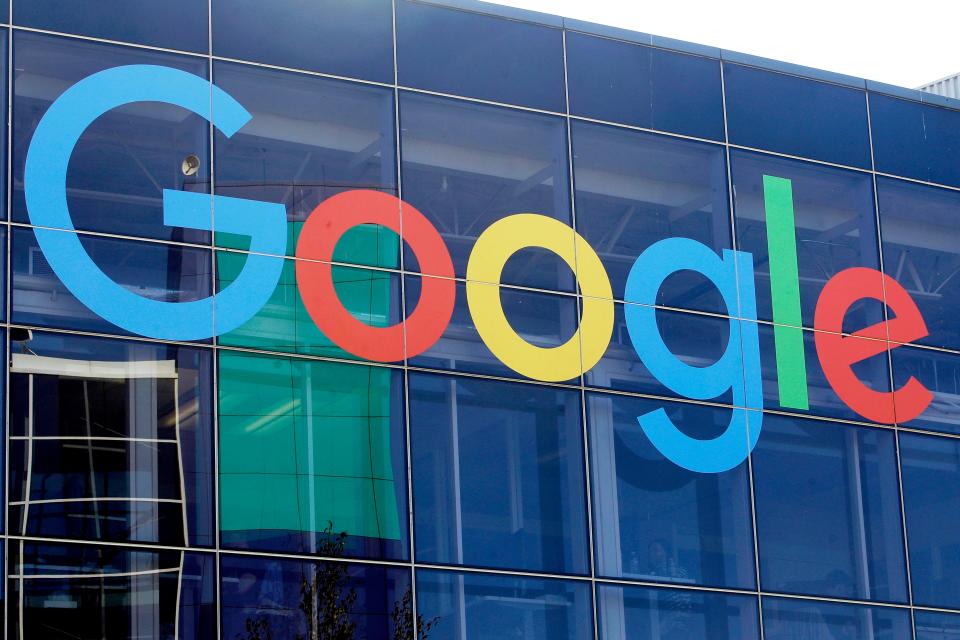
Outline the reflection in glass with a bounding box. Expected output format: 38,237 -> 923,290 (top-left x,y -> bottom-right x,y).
410,373 -> 588,574
596,583 -> 759,639
891,344 -> 960,433
762,596 -> 911,640
753,415 -> 908,602
8,331 -> 214,547
9,542 -> 215,640
915,610 -> 960,640
218,351 -> 408,560
416,569 -> 593,640
588,394 -> 755,588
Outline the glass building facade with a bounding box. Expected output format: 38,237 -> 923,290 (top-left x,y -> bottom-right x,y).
4,1 -> 960,638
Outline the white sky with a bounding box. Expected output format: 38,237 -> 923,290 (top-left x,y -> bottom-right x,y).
483,0 -> 960,89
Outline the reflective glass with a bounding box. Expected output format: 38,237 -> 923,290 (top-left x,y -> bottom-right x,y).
871,93 -> 960,189
731,149 -> 881,329
572,121 -> 731,311
13,32 -> 211,242
899,432 -> 960,609
405,276 -> 582,383
915,611 -> 960,640
410,372 -> 589,574
400,92 -> 573,291
891,344 -> 960,433
596,583 -> 760,640
220,554 -> 411,639
212,62 -> 398,263
7,331 -> 214,547
218,350 -> 408,560
416,569 -> 593,640
877,176 -> 960,351
9,542 -> 216,640
211,0 -> 394,83
217,254 -> 402,358
15,0 -> 208,52
753,415 -> 908,602
566,32 -> 724,140
11,228 -> 213,338
724,64 -> 871,168
588,393 -> 756,588
762,597 -> 911,639
396,0 -> 565,111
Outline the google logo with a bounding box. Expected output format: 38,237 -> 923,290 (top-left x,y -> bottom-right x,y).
24,65 -> 935,474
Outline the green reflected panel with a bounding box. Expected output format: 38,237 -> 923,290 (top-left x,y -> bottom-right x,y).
219,350 -> 403,548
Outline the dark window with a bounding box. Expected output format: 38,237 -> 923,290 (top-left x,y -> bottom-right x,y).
871,93 -> 960,188
725,64 -> 871,168
409,373 -> 589,574
566,32 -> 724,140
396,0 -> 565,111
15,0 -> 208,52
211,0 -> 394,83
762,596 -> 911,639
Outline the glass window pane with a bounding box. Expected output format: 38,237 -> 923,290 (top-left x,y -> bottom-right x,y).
218,350 -> 408,560
724,64 -> 871,168
10,542 -> 216,640
596,583 -> 760,640
13,32 -> 211,242
8,331 -> 214,547
891,345 -> 960,434
400,92 -> 573,291
15,0 -> 208,53
416,569 -> 593,640
899,432 -> 960,609
396,0 -> 565,111
732,149 -> 881,329
12,228 -> 213,338
753,415 -> 908,602
566,32 -> 724,140
212,62 -> 397,263
211,0 -> 394,83
762,596 -> 911,639
220,554 -> 411,639
572,121 -> 730,312
915,611 -> 960,640
588,393 -> 756,589
871,93 -> 960,188
877,176 -> 960,351
410,372 -> 588,574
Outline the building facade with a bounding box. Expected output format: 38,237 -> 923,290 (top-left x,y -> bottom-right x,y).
4,0 -> 960,638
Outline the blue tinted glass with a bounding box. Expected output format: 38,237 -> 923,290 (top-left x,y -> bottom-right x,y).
220,554 -> 411,639
725,64 -> 870,168
731,150 -> 881,329
405,276 -> 582,382
0,33 -> 8,220
211,0 -> 393,83
213,62 -> 397,263
762,597 -> 911,639
587,306 -> 735,405
597,583 -> 760,639
871,93 -> 960,188
11,228 -> 213,338
400,92 -> 573,291
915,611 -> 960,640
12,542 -> 216,640
416,569 -> 593,639
587,393 -> 755,588
753,415 -> 908,602
7,331 -> 214,547
12,32 -> 211,242
0,226 -> 6,321
877,176 -> 960,351
899,432 -> 960,609
15,0 -> 208,52
410,372 -> 588,574
566,32 -> 724,140
396,0 -> 564,111
757,323 -> 893,422
218,351 -> 408,560
891,345 -> 960,433
572,121 -> 730,311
